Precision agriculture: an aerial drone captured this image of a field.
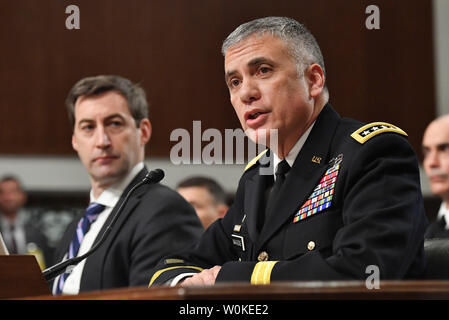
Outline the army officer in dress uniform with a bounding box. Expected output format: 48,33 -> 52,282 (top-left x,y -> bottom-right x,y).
148,16 -> 427,286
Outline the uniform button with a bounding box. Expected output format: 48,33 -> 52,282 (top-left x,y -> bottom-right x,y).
258,251 -> 269,262
307,241 -> 316,251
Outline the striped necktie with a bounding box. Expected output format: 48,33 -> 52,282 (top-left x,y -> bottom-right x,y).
55,202 -> 105,294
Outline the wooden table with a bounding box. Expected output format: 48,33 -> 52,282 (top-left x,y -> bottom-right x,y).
21,280 -> 449,300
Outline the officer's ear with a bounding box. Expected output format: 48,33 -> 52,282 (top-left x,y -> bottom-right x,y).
305,64 -> 325,98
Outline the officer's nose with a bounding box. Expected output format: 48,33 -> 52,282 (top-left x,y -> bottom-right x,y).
240,79 -> 261,105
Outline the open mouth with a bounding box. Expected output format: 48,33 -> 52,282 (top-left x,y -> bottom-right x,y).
245,109 -> 267,121
244,109 -> 269,129
248,112 -> 263,119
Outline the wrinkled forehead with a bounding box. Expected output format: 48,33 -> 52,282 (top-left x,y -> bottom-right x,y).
224,34 -> 291,70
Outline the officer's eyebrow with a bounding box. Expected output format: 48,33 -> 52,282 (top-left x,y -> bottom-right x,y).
247,56 -> 274,68
225,70 -> 237,83
225,56 -> 275,82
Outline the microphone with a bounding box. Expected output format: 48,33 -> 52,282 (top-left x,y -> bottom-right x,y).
42,168 -> 165,282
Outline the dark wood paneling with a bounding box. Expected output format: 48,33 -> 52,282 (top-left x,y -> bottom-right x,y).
0,0 -> 435,158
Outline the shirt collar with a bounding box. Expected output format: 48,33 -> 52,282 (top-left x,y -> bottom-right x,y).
90,162 -> 144,208
272,122 -> 315,176
438,202 -> 449,228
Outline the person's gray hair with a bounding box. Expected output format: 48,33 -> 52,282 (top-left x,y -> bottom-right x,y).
222,16 -> 327,92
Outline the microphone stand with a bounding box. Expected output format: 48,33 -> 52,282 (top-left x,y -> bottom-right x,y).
42,169 -> 164,282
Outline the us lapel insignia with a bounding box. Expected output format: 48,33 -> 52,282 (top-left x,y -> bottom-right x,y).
293,154 -> 343,223
312,156 -> 322,164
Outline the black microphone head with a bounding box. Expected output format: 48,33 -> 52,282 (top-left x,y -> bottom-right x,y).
144,169 -> 165,184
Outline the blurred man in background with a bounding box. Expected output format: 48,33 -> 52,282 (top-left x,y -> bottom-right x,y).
0,175 -> 49,268
422,115 -> 449,238
177,176 -> 229,229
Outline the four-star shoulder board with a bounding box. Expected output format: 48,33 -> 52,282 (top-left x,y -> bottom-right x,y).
351,122 -> 407,144
244,122 -> 407,170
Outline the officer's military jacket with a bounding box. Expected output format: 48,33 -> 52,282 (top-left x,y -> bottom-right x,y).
149,104 -> 428,285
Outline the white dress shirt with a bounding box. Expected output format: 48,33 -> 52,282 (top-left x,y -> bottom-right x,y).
53,162 -> 144,295
0,211 -> 28,254
437,202 -> 449,230
272,122 -> 315,179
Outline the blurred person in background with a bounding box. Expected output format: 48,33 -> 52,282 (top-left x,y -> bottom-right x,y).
177,176 -> 229,229
422,115 -> 449,238
0,175 -> 49,269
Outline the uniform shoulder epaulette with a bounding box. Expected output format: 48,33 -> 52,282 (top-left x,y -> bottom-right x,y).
350,122 -> 407,144
244,149 -> 268,172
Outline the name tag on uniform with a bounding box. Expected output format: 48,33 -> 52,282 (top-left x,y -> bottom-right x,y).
231,234 -> 246,251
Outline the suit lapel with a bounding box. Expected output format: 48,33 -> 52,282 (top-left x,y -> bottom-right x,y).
80,168 -> 148,290
256,104 -> 341,251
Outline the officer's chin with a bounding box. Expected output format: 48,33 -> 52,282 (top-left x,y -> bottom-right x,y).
244,127 -> 276,147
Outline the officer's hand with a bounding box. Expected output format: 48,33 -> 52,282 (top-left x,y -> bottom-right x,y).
180,265 -> 221,286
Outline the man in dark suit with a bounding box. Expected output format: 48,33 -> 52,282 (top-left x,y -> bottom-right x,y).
148,16 -> 427,286
51,75 -> 203,294
0,175 -> 50,269
423,115 -> 449,238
